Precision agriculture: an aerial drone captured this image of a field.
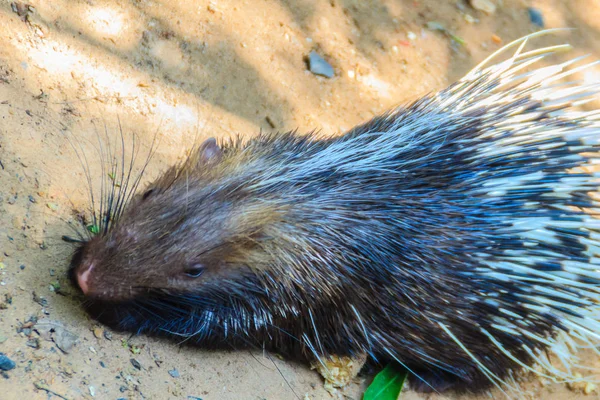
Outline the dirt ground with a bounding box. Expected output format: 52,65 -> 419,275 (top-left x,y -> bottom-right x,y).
2,0 -> 600,399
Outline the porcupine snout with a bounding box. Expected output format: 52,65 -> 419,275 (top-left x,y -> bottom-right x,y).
76,262 -> 94,294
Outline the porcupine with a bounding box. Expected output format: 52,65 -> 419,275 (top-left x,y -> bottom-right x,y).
66,31 -> 600,395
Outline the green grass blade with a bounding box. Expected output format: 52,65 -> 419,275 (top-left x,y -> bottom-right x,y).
363,364 -> 408,400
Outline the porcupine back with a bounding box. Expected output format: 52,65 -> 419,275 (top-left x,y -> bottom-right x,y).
69,32 -> 600,396
221,34 -> 600,393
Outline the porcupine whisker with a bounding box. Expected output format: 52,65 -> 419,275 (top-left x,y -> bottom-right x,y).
61,119 -> 100,239
62,236 -> 86,243
100,115 -> 120,235
88,113 -> 112,235
106,121 -> 135,231
79,101 -> 117,234
124,122 -> 161,207
108,115 -> 127,232
100,124 -> 122,232
95,116 -> 109,234
113,122 -> 140,224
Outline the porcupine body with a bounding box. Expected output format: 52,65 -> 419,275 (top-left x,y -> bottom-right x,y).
69,32 -> 600,395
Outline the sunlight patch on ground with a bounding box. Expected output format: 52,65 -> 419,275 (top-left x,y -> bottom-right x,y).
85,6 -> 125,37
152,97 -> 198,131
18,37 -> 200,135
359,73 -> 392,99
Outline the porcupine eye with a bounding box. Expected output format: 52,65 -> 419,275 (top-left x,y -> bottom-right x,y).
184,264 -> 205,278
141,188 -> 155,200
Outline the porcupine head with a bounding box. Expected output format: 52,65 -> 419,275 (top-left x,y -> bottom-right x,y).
69,32 -> 600,396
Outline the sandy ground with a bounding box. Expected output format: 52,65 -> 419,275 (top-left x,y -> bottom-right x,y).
2,0 -> 600,399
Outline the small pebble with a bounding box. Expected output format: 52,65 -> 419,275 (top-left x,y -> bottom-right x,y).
33,292 -> 47,306
130,358 -> 142,370
407,31 -> 417,41
89,385 -> 95,397
307,51 -> 334,78
26,338 -> 40,349
0,353 -> 16,371
46,202 -> 59,211
11,2 -> 29,17
93,327 -> 103,339
464,14 -> 476,24
168,368 -> 180,378
103,330 -> 113,341
51,324 -> 78,353
528,7 -> 544,27
28,195 -> 36,203
469,0 -> 496,14
99,361 -> 106,368
19,265 -> 25,270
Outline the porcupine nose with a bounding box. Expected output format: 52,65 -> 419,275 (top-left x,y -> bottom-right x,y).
77,263 -> 95,294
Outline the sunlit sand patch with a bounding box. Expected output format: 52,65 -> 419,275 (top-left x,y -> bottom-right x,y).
358,73 -> 393,99
16,36 -> 199,135
84,6 -> 125,37
148,39 -> 186,71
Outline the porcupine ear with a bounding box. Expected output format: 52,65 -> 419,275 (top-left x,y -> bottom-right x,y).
197,137 -> 222,165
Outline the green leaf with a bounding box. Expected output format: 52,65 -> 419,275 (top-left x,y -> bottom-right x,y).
50,281 -> 61,292
87,224 -> 99,235
363,364 -> 407,400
